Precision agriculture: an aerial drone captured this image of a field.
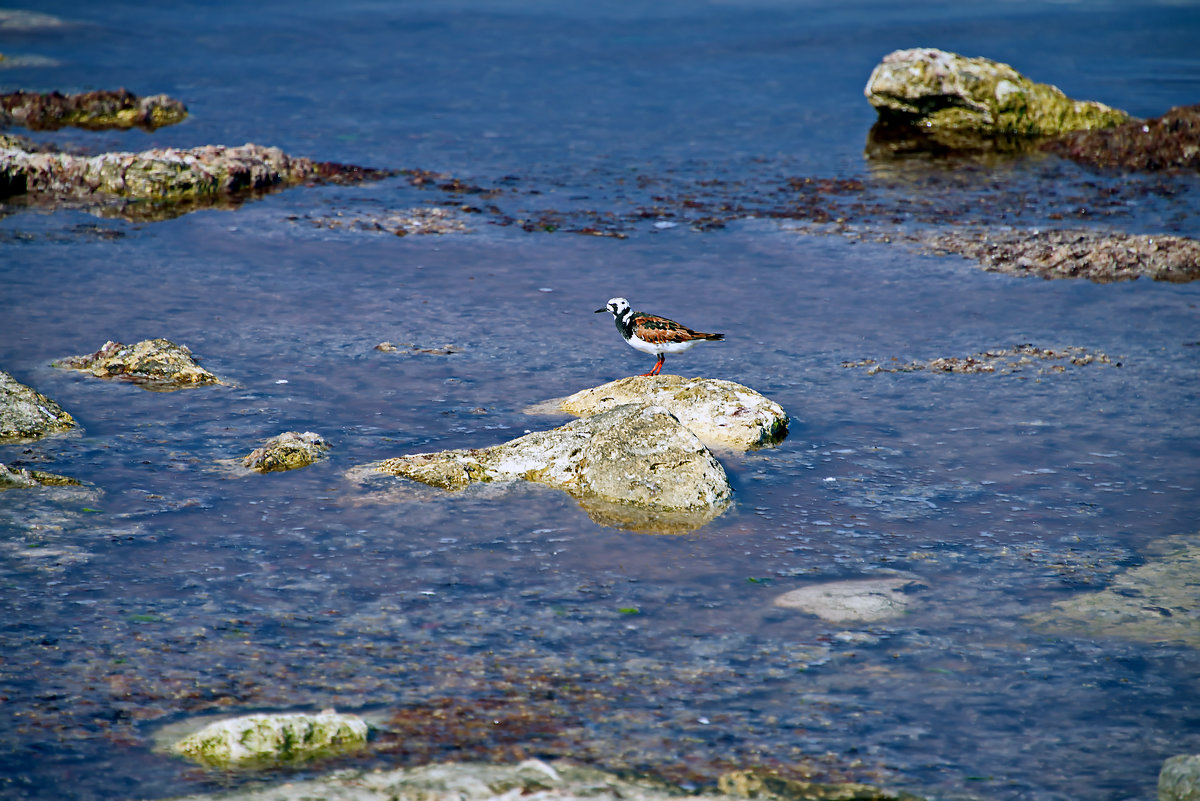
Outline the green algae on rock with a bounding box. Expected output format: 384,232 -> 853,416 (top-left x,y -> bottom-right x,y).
378,403 -> 732,533
719,768 -> 927,801
170,709 -> 369,768
540,375 -> 789,452
864,48 -> 1132,140
0,462 -> 82,489
243,431 -> 331,473
53,338 -> 221,389
1,89 -> 187,131
0,369 -> 76,441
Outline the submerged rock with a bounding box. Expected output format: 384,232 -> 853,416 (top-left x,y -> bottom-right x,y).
0,370 -> 76,441
864,48 -> 1131,152
1026,532 -> 1200,647
169,710 -> 369,768
0,88 -> 187,131
773,577 -> 924,624
243,431 -> 330,473
53,338 -> 221,389
541,376 -> 788,452
1160,754 -> 1200,801
378,403 -> 732,532
1043,103 -> 1200,171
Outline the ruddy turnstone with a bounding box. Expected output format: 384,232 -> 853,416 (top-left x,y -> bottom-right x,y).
594,297 -> 724,376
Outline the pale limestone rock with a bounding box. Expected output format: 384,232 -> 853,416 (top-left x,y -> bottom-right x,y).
541,375 -> 788,451
1160,754 -> 1200,801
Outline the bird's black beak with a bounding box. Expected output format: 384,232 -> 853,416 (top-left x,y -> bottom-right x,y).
594,307 -> 607,314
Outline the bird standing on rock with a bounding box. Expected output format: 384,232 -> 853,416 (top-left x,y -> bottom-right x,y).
595,297 -> 724,376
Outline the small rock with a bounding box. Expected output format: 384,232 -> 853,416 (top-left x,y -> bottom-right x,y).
0,462 -> 81,489
377,403 -> 732,532
720,769 -> 927,801
542,375 -> 789,451
1160,754 -> 1200,801
169,710 -> 369,768
865,48 -> 1131,143
773,578 -> 924,623
0,89 -> 187,131
0,369 -> 76,441
53,338 -> 220,389
243,431 -> 330,473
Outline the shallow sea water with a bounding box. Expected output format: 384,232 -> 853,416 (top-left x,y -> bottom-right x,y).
2,2 -> 1200,800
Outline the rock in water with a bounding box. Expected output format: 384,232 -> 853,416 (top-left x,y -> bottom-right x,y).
378,403 -> 732,532
546,375 -> 788,451
865,48 -> 1132,136
53,338 -> 220,389
170,710 -> 368,768
243,431 -> 330,473
0,370 -> 76,441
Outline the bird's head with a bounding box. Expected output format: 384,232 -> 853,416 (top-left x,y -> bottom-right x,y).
595,297 -> 630,317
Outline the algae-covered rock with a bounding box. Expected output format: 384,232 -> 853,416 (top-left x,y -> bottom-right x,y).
1160,754 -> 1200,801
0,370 -> 76,441
1026,532 -> 1200,647
1,89 -> 187,131
243,431 -> 330,473
378,403 -> 732,532
0,140 -> 388,213
719,768 -> 927,801
53,338 -> 220,389
541,375 -> 788,451
864,48 -> 1132,140
773,578 -> 923,624
170,710 -> 368,768
0,462 -> 82,489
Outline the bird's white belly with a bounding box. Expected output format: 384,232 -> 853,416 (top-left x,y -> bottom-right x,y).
627,334 -> 700,356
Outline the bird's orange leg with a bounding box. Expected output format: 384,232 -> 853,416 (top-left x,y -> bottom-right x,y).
641,355 -> 665,376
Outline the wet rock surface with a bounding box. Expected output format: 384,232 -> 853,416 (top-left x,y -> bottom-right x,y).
376,403 -> 732,532
864,48 -> 1131,138
0,369 -> 76,441
0,462 -> 81,489
52,338 -> 221,389
243,431 -> 331,473
1043,103 -> 1200,172
0,88 -> 187,131
542,376 -> 788,451
167,710 -> 369,769
913,228 -> 1200,283
842,344 -> 1117,375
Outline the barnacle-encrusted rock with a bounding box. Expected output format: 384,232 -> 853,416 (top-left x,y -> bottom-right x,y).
542,375 -> 788,451
53,338 -> 220,389
243,431 -> 330,473
378,403 -> 732,533
0,89 -> 187,131
0,370 -> 76,441
865,48 -> 1132,138
170,710 -> 368,768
